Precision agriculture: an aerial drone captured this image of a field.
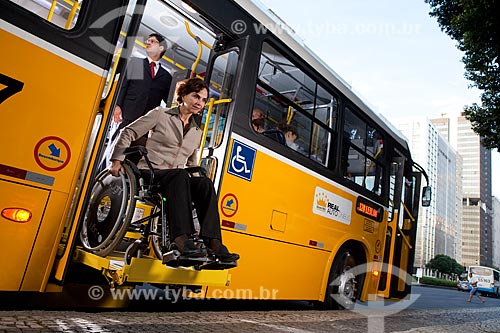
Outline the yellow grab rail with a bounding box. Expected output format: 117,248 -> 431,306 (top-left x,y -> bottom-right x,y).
362,146 -> 383,187
397,225 -> 413,249
65,0 -> 80,29
198,98 -> 232,163
184,21 -> 212,77
401,200 -> 416,222
387,198 -> 415,249
47,1 -> 57,22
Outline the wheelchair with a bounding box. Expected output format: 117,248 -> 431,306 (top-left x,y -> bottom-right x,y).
79,146 -> 236,270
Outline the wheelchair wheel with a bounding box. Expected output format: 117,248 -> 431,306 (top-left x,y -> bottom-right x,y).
80,163 -> 137,257
150,206 -> 170,260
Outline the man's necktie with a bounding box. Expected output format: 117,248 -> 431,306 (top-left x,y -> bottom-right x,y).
150,62 -> 155,79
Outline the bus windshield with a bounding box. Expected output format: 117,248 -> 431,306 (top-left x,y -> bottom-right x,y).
470,266 -> 492,276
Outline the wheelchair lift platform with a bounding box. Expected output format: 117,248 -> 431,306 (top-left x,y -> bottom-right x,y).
73,248 -> 231,287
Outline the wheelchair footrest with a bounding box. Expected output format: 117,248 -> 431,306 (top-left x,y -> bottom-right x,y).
162,250 -> 209,268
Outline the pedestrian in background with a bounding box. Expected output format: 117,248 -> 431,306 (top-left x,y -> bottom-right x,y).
467,272 -> 485,303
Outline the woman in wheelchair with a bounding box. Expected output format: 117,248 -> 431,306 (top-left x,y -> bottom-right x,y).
108,78 -> 239,265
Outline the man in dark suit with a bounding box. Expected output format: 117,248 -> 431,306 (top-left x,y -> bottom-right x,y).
113,33 -> 172,134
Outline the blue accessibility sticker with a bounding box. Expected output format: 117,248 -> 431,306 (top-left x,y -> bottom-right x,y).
227,140 -> 256,181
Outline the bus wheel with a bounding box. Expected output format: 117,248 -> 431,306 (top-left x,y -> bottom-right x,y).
325,247 -> 359,310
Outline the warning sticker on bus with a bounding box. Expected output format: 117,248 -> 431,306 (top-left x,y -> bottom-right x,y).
34,136 -> 71,171
221,193 -> 238,218
312,186 -> 352,224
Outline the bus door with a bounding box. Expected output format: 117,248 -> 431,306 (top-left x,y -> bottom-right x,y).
390,170 -> 422,298
200,40 -> 244,186
0,0 -> 127,291
54,0 -> 242,287
49,0 -> 147,287
378,153 -> 405,298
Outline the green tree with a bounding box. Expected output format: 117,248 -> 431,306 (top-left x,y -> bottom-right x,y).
426,254 -> 463,275
425,0 -> 500,150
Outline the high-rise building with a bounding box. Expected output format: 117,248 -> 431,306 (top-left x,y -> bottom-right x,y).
432,113 -> 492,267
493,196 -> 500,268
394,118 -> 461,268
431,117 -> 463,264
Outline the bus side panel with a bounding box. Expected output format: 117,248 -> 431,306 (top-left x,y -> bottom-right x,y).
0,180 -> 49,291
208,137 -> 382,300
207,230 -> 330,300
0,27 -> 105,291
0,28 -> 104,193
21,191 -> 69,291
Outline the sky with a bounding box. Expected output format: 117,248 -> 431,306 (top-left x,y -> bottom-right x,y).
261,0 -> 500,198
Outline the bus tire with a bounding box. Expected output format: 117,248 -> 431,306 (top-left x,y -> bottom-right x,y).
324,247 -> 359,310
80,163 -> 137,257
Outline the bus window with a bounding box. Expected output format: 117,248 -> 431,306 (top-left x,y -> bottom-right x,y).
98,0 -> 220,163
254,41 -> 337,166
343,107 -> 385,194
470,267 -> 491,276
8,0 -> 84,30
126,0 -> 217,105
203,50 -> 239,148
313,85 -> 338,166
287,105 -> 312,157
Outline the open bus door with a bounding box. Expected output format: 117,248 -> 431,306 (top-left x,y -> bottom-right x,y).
377,153 -> 404,299
48,0 -> 147,291
198,37 -> 245,186
378,155 -> 429,299
48,1 -> 244,301
389,169 -> 422,298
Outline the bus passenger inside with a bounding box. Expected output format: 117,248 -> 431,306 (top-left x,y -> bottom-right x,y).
251,108 -> 266,133
251,107 -> 286,144
281,124 -> 305,154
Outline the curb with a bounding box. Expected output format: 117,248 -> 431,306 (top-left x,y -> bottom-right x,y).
412,282 -> 456,290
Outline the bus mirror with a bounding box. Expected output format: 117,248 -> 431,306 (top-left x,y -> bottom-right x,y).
422,186 -> 431,207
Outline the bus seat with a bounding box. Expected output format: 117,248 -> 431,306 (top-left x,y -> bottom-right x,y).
263,128 -> 286,145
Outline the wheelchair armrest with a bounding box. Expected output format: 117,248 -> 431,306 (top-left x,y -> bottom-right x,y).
124,146 -> 155,183
185,166 -> 207,177
124,146 -> 148,156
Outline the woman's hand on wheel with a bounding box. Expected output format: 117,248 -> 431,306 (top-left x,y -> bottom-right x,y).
109,160 -> 124,177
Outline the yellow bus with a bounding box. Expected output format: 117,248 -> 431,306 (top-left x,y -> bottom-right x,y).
0,0 -> 430,308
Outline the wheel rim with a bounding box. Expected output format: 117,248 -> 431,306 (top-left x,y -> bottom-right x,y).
80,163 -> 139,257
337,268 -> 356,302
81,172 -> 129,251
327,248 -> 360,310
150,205 -> 169,259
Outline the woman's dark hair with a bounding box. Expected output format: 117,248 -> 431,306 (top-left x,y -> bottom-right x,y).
176,78 -> 210,103
279,124 -> 299,139
149,33 -> 167,58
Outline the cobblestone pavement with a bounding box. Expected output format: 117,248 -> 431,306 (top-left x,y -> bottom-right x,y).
1,306 -> 500,333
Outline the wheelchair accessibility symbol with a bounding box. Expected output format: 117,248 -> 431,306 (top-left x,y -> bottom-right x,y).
227,140 -> 256,181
